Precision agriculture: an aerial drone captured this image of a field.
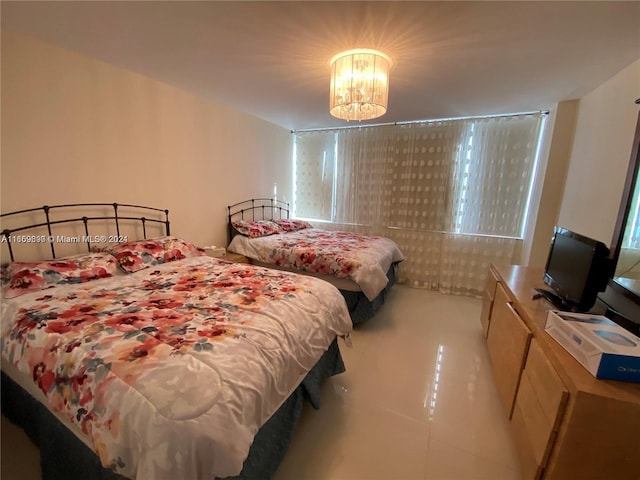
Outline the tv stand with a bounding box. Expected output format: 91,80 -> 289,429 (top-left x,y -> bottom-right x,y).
481,264 -> 640,479
532,287 -> 578,311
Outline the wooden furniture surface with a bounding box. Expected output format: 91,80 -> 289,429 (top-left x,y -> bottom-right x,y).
480,266 -> 499,337
486,283 -> 532,417
485,264 -> 640,480
222,252 -> 251,264
511,339 -> 569,479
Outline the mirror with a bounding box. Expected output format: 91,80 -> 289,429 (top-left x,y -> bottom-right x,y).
603,105 -> 640,333
611,107 -> 640,293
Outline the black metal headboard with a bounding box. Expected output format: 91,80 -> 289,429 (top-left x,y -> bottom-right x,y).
1,203 -> 170,261
227,198 -> 289,244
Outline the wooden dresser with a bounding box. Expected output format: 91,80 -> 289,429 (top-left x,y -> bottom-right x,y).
482,264 -> 640,480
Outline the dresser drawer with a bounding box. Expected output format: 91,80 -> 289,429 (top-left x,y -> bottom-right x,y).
523,340 -> 568,427
485,266 -> 499,299
480,288 -> 493,337
511,400 -> 545,480
486,283 -> 532,418
511,339 -> 568,478
480,267 -> 500,337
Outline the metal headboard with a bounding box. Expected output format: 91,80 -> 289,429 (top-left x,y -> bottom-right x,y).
1,203 -> 170,261
227,198 -> 289,244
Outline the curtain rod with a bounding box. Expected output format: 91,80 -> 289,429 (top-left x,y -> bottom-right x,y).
291,110 -> 549,134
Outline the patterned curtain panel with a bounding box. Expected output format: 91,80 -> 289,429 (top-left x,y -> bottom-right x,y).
294,130 -> 336,220
438,234 -> 519,296
385,228 -> 444,290
293,113 -> 544,296
452,115 -> 543,237
389,121 -> 465,233
334,125 -> 395,229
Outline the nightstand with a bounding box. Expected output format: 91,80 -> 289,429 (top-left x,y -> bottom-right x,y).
222,252 -> 251,264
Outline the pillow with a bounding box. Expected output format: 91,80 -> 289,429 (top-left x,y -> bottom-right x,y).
275,219 -> 313,232
155,236 -> 207,262
2,252 -> 119,299
232,220 -> 283,238
108,239 -> 165,273
1,263 -> 10,286
108,236 -> 206,273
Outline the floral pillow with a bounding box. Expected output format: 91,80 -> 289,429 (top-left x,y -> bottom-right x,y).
155,236 -> 207,262
1,263 -> 10,286
108,236 -> 205,273
275,219 -> 313,232
2,252 -> 119,299
108,239 -> 165,273
232,220 -> 283,238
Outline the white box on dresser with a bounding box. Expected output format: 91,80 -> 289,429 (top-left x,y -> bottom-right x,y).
545,310 -> 640,382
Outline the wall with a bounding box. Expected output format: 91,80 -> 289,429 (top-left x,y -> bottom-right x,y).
1,31 -> 292,254
557,59 -> 640,245
525,100 -> 579,268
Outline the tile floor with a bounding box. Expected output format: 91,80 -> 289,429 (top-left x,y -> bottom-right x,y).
1,286 -> 523,479
274,286 -> 522,480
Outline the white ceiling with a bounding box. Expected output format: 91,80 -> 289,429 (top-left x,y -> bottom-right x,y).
3,1 -> 639,131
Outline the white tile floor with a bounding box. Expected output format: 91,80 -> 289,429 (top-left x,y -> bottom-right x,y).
274,286 -> 522,480
1,285 -> 522,480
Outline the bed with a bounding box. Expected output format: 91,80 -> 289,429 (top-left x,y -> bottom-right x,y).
0,203 -> 352,480
227,199 -> 405,324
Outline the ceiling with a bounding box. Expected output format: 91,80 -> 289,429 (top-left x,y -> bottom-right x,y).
2,1 -> 639,131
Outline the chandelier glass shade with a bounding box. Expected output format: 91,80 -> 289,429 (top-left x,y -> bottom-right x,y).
329,49 -> 392,121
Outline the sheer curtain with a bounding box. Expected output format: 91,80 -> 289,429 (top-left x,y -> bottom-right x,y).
333,125 -> 395,233
385,120 -> 466,290
293,113 -> 544,296
451,115 -> 543,237
294,130 -> 335,221
437,114 -> 543,295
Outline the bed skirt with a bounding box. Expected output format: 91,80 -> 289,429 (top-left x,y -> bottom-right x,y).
340,262 -> 398,325
1,338 -> 345,480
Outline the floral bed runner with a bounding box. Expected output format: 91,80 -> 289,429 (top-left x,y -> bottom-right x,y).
228,228 -> 405,300
1,256 -> 352,479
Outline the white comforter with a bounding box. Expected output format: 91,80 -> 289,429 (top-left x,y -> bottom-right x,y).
1,256 -> 352,479
228,228 -> 405,301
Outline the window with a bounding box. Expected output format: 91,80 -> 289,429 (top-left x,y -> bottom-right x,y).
293,130 -> 336,221
293,112 -> 546,296
294,113 -> 545,238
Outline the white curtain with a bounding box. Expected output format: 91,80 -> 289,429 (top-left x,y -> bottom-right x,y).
334,125 -> 395,231
451,115 -> 543,237
294,130 -> 335,221
293,113 -> 544,296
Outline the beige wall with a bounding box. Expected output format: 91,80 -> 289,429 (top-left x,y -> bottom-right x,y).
557,59 -> 640,245
525,100 -> 578,268
1,32 -> 292,254
4,31 -> 638,267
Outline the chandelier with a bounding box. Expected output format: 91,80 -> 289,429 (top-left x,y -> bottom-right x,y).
329,49 -> 392,121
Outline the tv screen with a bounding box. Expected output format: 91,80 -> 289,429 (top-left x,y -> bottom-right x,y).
542,226 -> 612,312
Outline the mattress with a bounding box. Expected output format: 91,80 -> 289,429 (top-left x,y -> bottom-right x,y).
1,256 -> 352,479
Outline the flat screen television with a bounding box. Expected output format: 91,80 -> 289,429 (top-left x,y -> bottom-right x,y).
538,226 -> 613,312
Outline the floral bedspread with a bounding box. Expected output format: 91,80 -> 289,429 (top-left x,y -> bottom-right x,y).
228,228 -> 405,300
1,256 -> 352,479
